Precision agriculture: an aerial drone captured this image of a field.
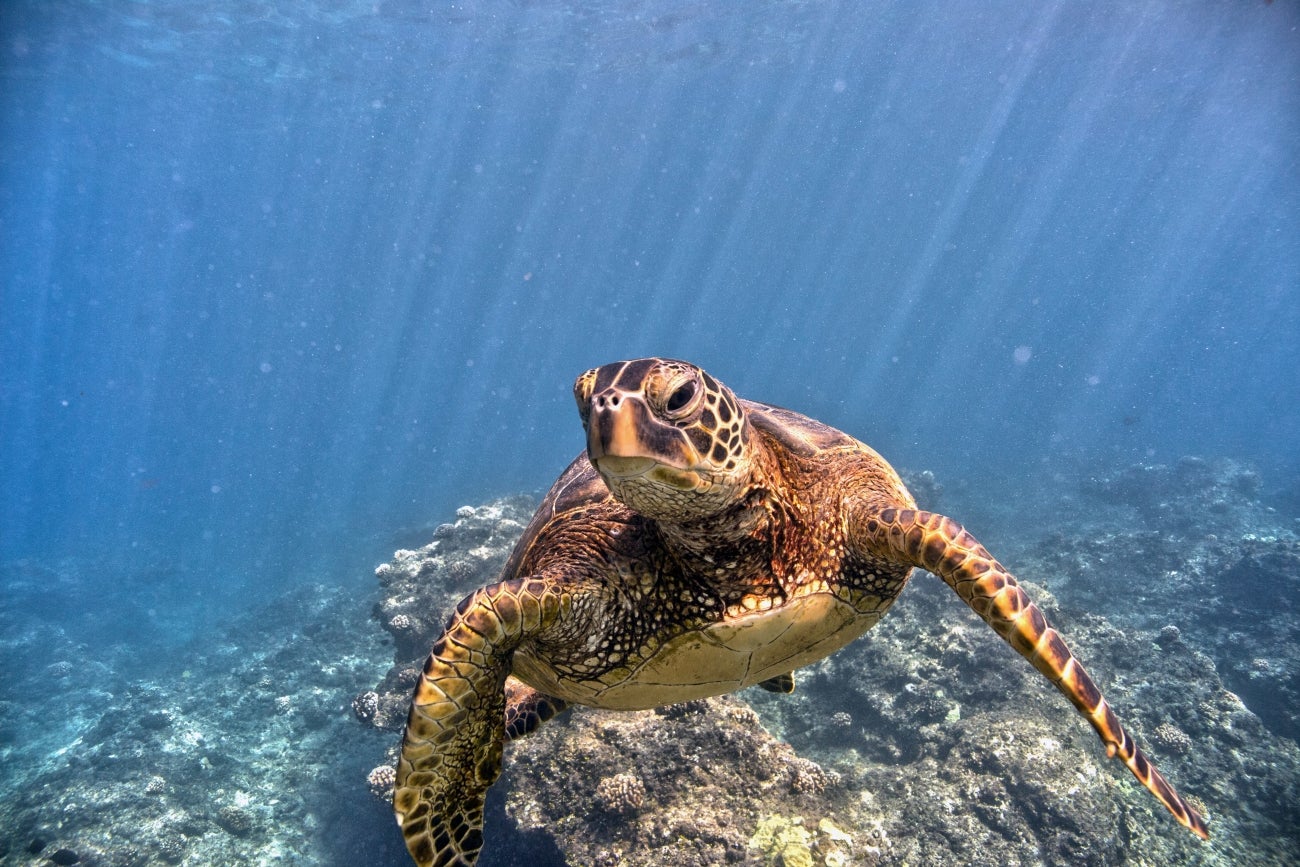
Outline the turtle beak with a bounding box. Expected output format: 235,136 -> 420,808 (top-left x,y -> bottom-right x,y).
586,390 -> 704,481
586,393 -> 657,477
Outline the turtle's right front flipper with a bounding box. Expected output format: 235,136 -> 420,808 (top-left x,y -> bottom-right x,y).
395,578 -> 563,867
861,507 -> 1209,841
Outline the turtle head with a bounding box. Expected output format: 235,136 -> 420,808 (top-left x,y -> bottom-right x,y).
575,358 -> 752,521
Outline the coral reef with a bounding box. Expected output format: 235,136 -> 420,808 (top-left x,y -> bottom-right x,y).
1077,456 -> 1265,537
0,582 -> 404,865
1,457 -> 1295,867
503,697 -> 852,867
1024,457 -> 1300,742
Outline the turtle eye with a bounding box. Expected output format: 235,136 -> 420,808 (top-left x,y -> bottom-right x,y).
574,368 -> 599,426
665,381 -> 697,415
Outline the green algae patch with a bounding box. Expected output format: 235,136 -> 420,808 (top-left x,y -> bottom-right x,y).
749,815 -> 858,867
749,815 -> 814,867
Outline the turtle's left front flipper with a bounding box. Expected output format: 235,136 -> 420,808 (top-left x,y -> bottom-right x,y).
861,507 -> 1209,841
395,578 -> 564,867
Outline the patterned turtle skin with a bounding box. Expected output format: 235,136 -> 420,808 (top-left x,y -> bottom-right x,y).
395,358 -> 1209,866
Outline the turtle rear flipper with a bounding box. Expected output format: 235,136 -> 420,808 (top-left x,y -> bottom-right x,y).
504,677 -> 569,740
864,507 -> 1209,841
757,672 -> 796,693
396,579 -> 562,867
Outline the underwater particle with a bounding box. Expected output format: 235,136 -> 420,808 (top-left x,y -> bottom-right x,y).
259,361 -> 272,373
594,772 -> 646,815
1013,345 -> 1032,365
1152,722 -> 1193,756
367,764 -> 397,800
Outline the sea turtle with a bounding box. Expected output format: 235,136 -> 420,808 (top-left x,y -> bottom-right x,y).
395,357 -> 1208,866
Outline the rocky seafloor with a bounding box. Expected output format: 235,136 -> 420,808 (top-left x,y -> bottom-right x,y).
2,457 -> 1299,866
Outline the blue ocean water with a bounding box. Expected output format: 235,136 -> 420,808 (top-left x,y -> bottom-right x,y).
3,0 -> 1298,625
0,1 -> 1297,864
